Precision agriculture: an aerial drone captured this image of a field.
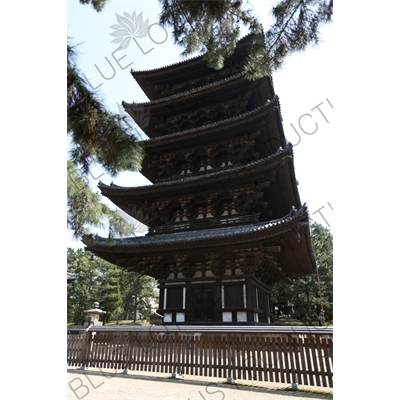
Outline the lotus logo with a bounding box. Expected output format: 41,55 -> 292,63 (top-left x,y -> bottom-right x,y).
117,102 -> 150,131
130,106 -> 151,129
109,11 -> 150,50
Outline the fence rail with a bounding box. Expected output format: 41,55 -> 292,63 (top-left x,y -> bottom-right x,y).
67,325 -> 333,388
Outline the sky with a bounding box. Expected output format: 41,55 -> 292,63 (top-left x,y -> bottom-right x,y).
67,0 -> 333,247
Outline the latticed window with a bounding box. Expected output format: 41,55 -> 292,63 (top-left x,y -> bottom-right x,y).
257,290 -> 270,323
224,285 -> 244,307
257,289 -> 265,311
166,287 -> 183,309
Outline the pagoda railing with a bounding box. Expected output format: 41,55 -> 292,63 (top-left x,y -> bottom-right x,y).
67,325 -> 333,388
151,214 -> 260,234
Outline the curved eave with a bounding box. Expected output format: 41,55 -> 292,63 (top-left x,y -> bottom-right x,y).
131,33 -> 254,78
140,99 -> 286,182
141,97 -> 282,152
125,72 -> 244,107
83,207 -> 316,275
131,33 -> 259,100
99,144 -> 302,219
124,72 -> 270,109
100,144 -> 292,195
122,74 -> 272,138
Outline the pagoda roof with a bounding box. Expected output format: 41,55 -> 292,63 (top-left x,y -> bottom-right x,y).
130,33 -> 264,101
82,205 -> 316,277
141,96 -> 284,152
122,73 -> 272,138
140,98 -> 286,182
99,143 -> 301,218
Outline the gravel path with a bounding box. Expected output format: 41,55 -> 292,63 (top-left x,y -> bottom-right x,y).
67,367 -> 333,400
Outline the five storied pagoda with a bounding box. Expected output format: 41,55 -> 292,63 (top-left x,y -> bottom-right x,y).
83,34 -> 317,325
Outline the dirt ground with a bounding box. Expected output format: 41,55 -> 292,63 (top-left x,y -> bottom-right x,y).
67,367 -> 333,400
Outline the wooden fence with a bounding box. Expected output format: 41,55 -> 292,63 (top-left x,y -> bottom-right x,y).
67,325 -> 333,388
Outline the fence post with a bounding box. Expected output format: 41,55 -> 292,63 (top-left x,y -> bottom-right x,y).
170,330 -> 184,379
171,330 -> 180,378
226,332 -> 235,383
78,331 -> 92,370
122,332 -> 133,374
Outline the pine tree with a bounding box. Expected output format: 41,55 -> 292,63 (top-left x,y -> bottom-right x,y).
271,222 -> 333,325
158,0 -> 333,79
311,222 -> 333,323
120,270 -> 159,321
67,248 -> 159,324
67,43 -> 144,239
97,263 -> 123,323
67,44 -> 143,176
67,248 -> 102,325
67,160 -> 135,238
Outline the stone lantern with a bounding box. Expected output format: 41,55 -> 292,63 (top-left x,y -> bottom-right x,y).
84,301 -> 106,326
149,312 -> 164,325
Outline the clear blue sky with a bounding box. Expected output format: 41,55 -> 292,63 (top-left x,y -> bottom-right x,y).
67,0 -> 333,247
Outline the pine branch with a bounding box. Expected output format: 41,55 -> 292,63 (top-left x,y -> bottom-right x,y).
67,42 -> 144,176
243,0 -> 333,79
67,160 -> 135,239
158,0 -> 332,80
78,0 -> 109,12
